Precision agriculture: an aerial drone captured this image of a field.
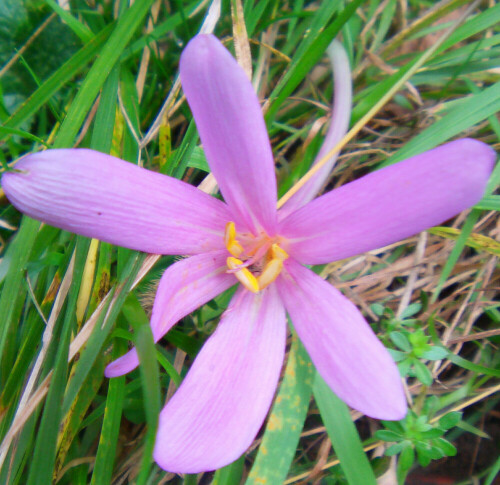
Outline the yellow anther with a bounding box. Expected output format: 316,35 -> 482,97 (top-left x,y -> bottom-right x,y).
228,240 -> 244,257
257,258 -> 283,290
271,243 -> 289,261
224,222 -> 244,257
227,257 -> 259,293
224,222 -> 236,246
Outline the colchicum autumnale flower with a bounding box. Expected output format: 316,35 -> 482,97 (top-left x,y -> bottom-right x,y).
2,35 -> 495,473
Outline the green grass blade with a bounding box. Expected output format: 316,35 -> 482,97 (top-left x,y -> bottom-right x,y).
45,0 -> 93,43
475,195 -> 500,211
0,218 -> 39,370
90,65 -> 119,153
380,81 -> 500,167
485,454 -> 500,485
431,161 -> 500,301
25,238 -> 89,485
313,374 -> 377,485
265,0 -> 365,123
134,318 -> 161,485
62,253 -> 146,416
90,341 -> 126,485
54,0 -> 157,148
246,337 -> 313,485
119,293 -> 161,484
212,457 -> 245,485
1,25 -> 113,139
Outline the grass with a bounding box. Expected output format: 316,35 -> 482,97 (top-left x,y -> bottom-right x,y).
0,0 -> 499,484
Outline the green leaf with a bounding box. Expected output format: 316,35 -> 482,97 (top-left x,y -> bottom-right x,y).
433,437 -> 457,457
375,430 -> 402,442
386,441 -> 407,456
212,456 -> 245,485
396,446 -> 414,485
412,360 -> 433,386
381,420 -> 404,434
420,346 -> 448,361
389,331 -> 411,352
420,428 -> 444,439
456,419 -> 490,439
313,374 -> 377,485
399,303 -> 422,320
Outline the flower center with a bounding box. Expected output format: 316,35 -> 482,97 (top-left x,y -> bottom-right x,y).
224,221 -> 288,293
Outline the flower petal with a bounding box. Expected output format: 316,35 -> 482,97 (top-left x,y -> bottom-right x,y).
2,149 -> 232,255
105,250 -> 235,377
180,34 -> 277,235
153,285 -> 286,473
279,40 -> 352,218
280,139 -> 495,264
277,259 -> 406,420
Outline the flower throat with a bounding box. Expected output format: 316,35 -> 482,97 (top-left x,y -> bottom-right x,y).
224,222 -> 288,293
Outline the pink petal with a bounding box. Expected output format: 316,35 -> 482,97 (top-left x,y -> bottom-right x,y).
2,149 -> 232,255
279,139 -> 495,264
153,285 -> 286,473
279,40 -> 352,218
180,34 -> 277,235
105,250 -> 235,377
277,259 -> 406,420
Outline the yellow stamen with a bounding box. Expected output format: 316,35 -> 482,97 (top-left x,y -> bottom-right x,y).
257,258 -> 283,290
224,222 -> 244,257
271,243 -> 289,261
224,222 -> 236,246
228,240 -> 244,257
227,257 -> 259,293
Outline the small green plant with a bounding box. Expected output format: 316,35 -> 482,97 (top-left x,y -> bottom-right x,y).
376,400 -> 461,484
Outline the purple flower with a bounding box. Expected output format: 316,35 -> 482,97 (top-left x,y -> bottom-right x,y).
2,34 -> 495,473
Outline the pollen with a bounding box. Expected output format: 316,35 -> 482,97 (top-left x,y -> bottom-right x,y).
224,222 -> 289,293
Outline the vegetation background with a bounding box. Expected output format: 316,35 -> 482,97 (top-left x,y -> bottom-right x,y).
0,0 -> 498,483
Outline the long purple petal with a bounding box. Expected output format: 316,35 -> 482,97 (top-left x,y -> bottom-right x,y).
279,139 -> 495,265
180,34 -> 277,235
153,285 -> 286,473
279,40 -> 352,218
105,250 -> 235,377
277,259 -> 406,420
2,149 -> 232,255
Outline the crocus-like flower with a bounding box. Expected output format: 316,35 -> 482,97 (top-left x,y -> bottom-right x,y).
2,34 -> 495,473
